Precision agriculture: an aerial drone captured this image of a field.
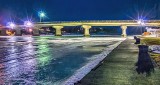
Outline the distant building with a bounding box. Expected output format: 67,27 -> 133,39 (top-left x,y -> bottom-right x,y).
146,27 -> 160,37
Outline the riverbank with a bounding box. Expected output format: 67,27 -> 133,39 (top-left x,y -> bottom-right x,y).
76,39 -> 160,85
62,38 -> 125,85
141,37 -> 160,45
141,37 -> 160,67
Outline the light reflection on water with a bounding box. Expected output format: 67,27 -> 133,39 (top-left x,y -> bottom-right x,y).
0,36 -> 121,85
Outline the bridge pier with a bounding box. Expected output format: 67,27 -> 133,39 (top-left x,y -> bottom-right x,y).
15,28 -> 22,36
121,26 -> 127,37
0,29 -> 7,36
53,26 -> 63,36
82,25 -> 91,36
32,27 -> 40,36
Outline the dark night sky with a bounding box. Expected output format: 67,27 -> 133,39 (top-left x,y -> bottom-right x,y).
0,0 -> 160,24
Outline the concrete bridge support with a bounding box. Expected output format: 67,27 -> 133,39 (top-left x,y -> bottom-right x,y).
121,26 -> 127,37
15,28 -> 22,36
53,26 -> 63,36
0,29 -> 7,36
32,27 -> 40,36
82,25 -> 91,36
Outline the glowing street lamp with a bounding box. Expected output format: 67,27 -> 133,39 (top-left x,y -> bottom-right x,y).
137,19 -> 145,34
137,20 -> 142,24
38,11 -> 46,22
141,22 -> 145,26
7,22 -> 16,29
137,19 -> 145,26
40,12 -> 45,17
24,21 -> 33,27
24,21 -> 33,34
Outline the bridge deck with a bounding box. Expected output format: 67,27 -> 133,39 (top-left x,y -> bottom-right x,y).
35,20 -> 160,27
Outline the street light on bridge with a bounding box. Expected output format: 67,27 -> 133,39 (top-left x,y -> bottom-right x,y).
38,11 -> 46,22
137,19 -> 145,34
7,22 -> 16,29
24,21 -> 33,34
24,21 -> 33,27
137,19 -> 145,26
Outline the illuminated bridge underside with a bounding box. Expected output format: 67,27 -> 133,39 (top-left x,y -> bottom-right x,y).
1,20 -> 160,37
35,20 -> 160,27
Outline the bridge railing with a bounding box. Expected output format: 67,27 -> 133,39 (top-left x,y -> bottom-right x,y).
35,20 -> 160,24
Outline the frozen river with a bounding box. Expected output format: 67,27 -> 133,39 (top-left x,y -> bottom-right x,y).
0,36 -> 125,85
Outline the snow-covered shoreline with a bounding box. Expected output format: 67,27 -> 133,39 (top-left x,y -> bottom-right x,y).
62,38 -> 126,85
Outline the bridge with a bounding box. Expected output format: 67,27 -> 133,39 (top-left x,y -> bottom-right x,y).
1,20 -> 160,37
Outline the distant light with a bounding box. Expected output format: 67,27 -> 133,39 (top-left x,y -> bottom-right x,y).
40,13 -> 45,17
137,20 -> 142,24
39,11 -> 46,18
137,19 -> 145,26
141,22 -> 145,26
7,22 -> 16,29
24,21 -> 33,27
29,28 -> 33,32
38,11 -> 46,22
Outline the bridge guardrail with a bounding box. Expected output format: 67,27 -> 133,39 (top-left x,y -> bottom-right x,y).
35,20 -> 160,24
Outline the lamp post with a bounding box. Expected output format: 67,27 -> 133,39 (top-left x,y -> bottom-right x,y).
7,22 -> 16,29
24,21 -> 33,34
38,11 -> 46,22
137,19 -> 145,34
6,22 -> 17,36
24,21 -> 33,28
137,19 -> 145,26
